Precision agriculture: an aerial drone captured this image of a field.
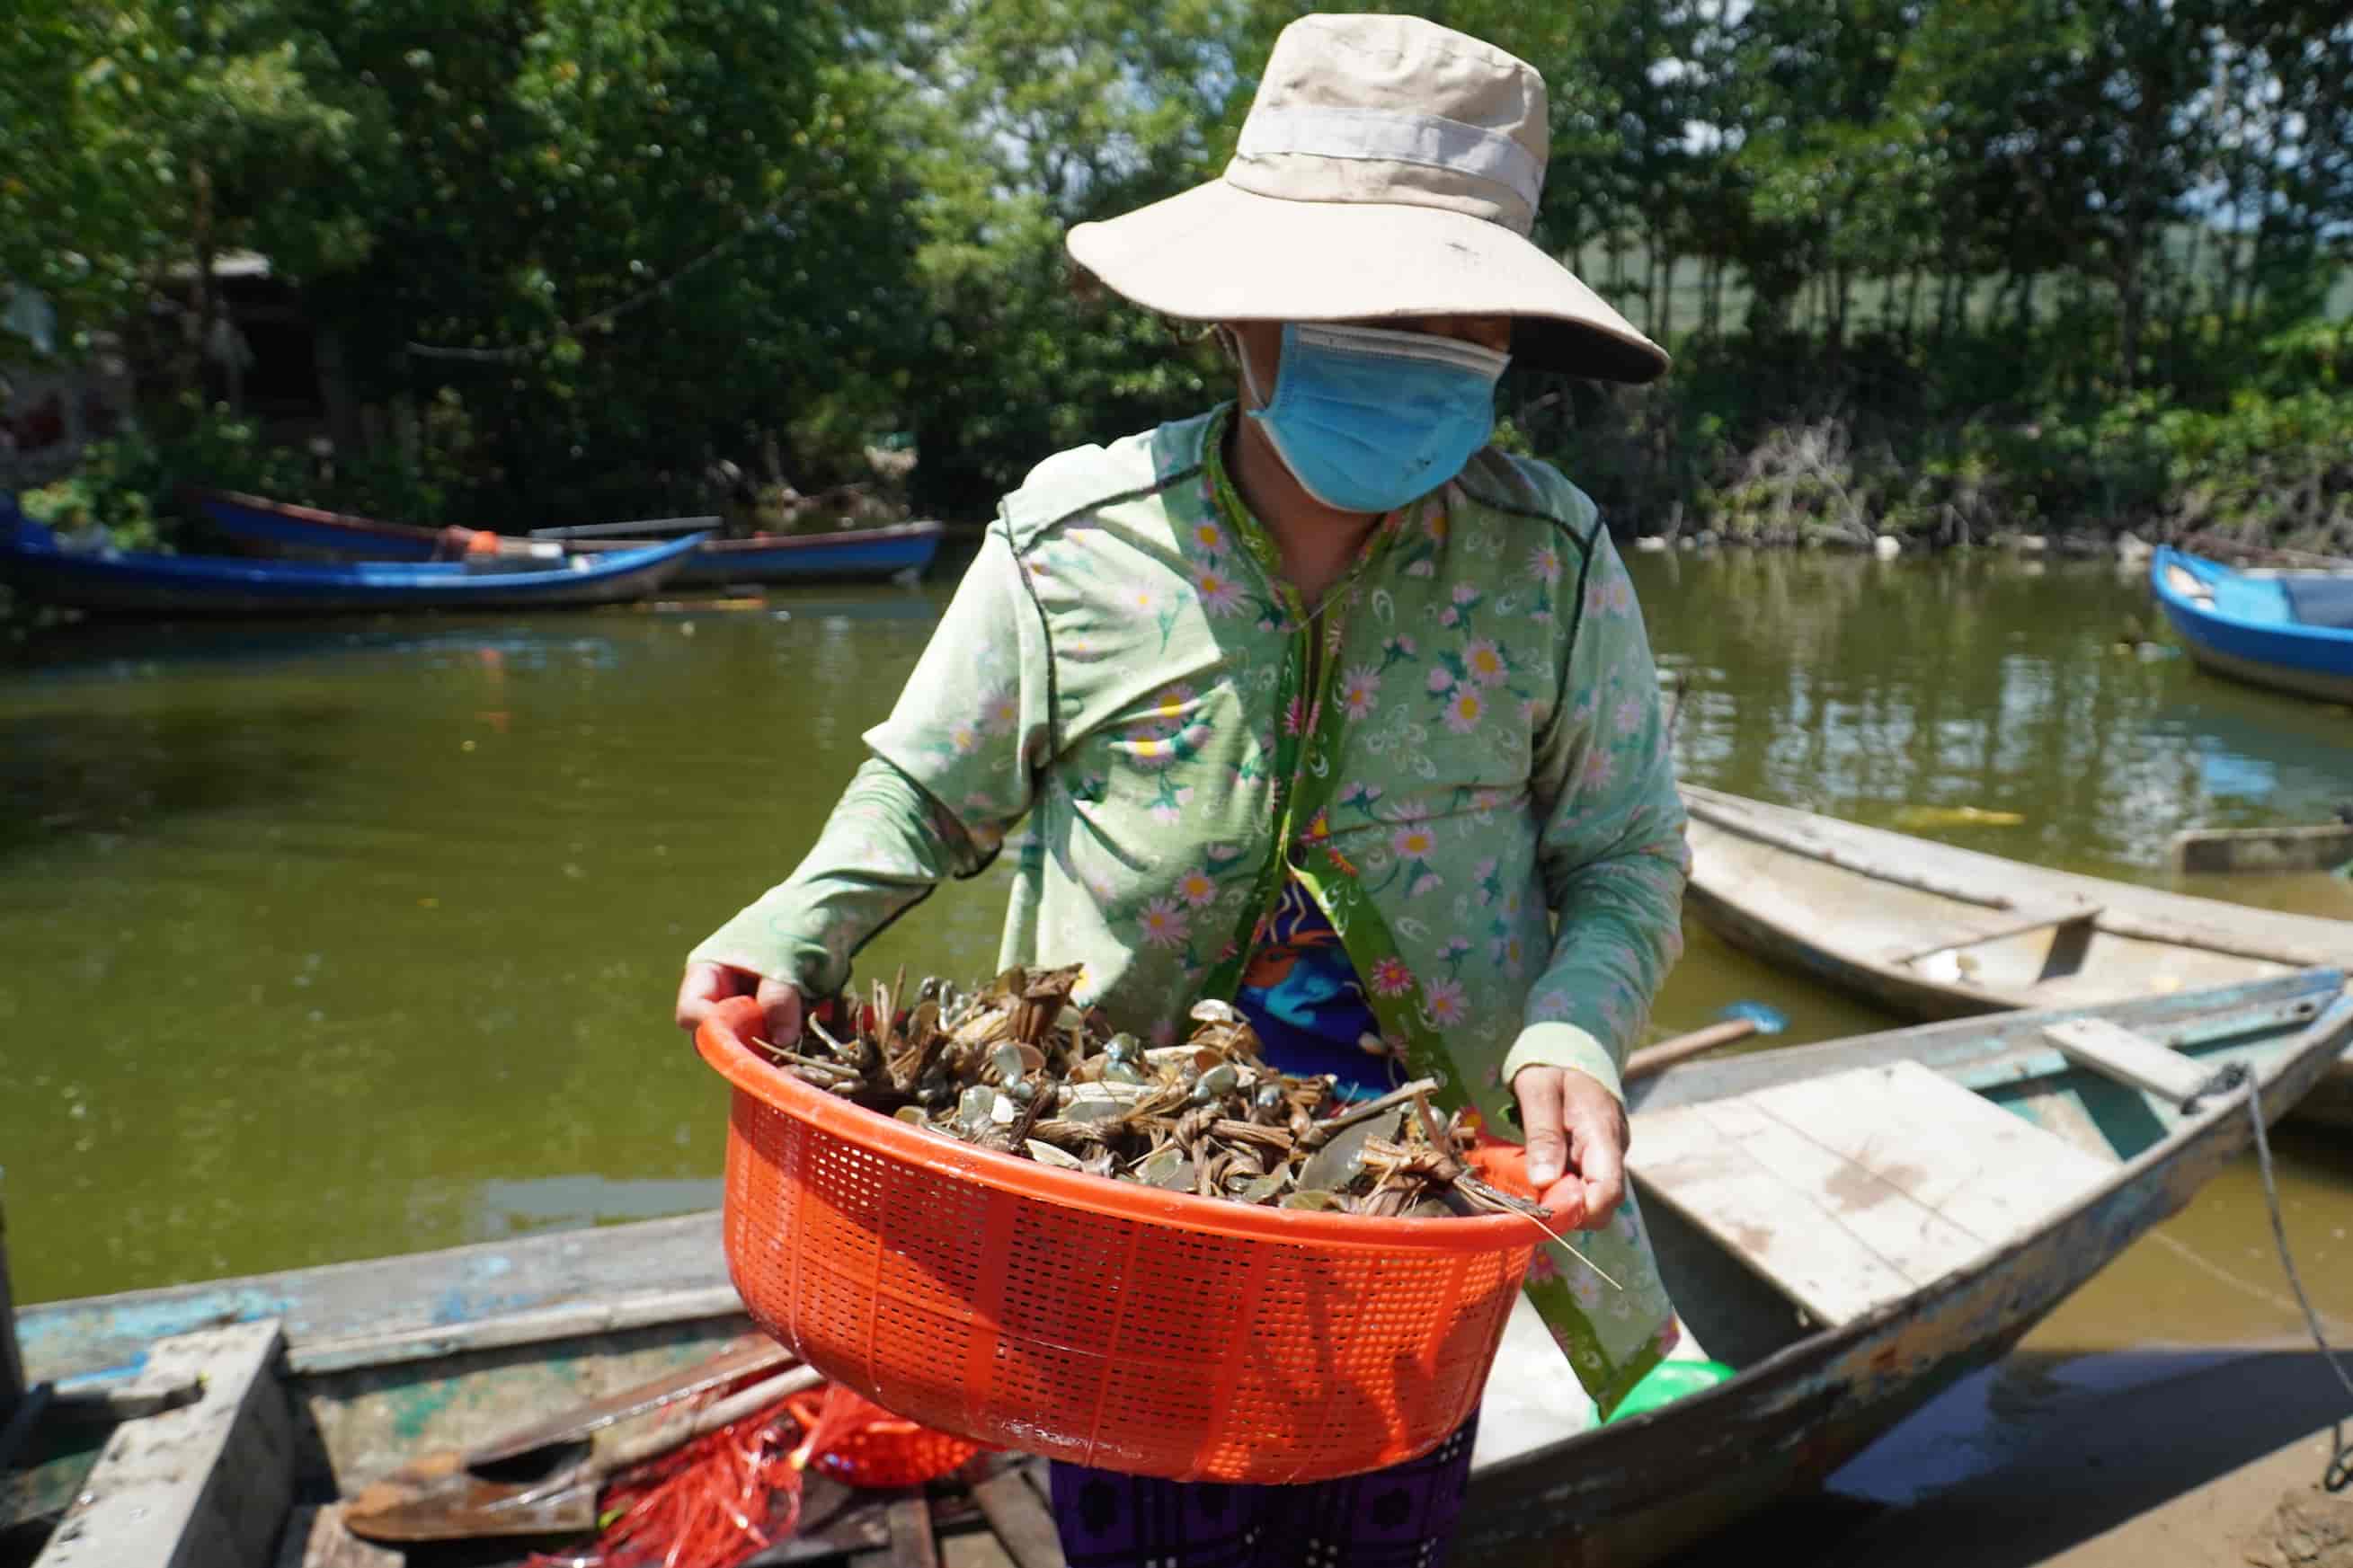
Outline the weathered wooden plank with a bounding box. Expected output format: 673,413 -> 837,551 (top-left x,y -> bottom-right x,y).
1683,1094 -> 2000,1289
2171,822 -> 2353,875
1882,905 -> 2101,967
1629,1099 -> 1921,1324
883,1493 -> 941,1568
971,1464 -> 1066,1568
2044,1015 -> 2220,1107
32,1320 -> 292,1568
289,1284 -> 746,1375
273,1503 -> 404,1568
1738,1061 -> 2118,1245
741,1477 -> 894,1564
17,1211 -> 733,1387
1628,971 -> 2340,1116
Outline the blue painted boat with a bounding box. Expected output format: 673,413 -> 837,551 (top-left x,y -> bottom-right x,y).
10,971 -> 2349,1564
2151,545 -> 2353,705
653,519 -> 945,587
193,489 -> 946,588
1,505 -> 705,615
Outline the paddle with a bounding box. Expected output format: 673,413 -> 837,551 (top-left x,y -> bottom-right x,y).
342,1335 -> 813,1542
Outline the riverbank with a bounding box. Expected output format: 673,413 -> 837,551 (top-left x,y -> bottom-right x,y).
1622,524 -> 2171,561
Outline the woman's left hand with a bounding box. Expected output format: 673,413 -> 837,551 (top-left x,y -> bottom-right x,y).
1508,1066 -> 1629,1230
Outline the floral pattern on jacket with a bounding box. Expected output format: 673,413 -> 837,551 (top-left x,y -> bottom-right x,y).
692,406 -> 1691,1412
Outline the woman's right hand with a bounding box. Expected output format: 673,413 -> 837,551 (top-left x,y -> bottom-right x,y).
674,961 -> 804,1048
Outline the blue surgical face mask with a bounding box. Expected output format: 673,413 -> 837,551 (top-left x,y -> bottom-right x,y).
1240,323 -> 1510,514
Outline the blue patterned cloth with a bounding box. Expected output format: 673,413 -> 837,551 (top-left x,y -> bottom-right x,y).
1232,879 -> 1393,1099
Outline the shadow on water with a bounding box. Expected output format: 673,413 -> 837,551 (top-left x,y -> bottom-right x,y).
0,702 -> 347,860
3,616 -> 629,683
1660,1347 -> 2352,1567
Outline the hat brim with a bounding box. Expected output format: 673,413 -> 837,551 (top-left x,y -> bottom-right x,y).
1067,180 -> 1669,385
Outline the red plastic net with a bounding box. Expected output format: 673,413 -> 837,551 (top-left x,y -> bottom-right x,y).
526,1378 -> 987,1568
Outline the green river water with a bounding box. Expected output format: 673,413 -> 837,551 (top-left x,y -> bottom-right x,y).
4,547 -> 2349,1379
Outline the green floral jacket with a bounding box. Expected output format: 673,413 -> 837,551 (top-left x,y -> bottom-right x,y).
692,406 -> 1691,1412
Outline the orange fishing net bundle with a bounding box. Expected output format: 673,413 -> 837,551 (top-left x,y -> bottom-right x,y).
528,1381 -> 987,1568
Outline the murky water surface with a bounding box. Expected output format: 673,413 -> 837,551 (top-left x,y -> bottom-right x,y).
3,550 -> 2349,1535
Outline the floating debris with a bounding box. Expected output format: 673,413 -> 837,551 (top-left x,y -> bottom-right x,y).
751,963 -> 1544,1220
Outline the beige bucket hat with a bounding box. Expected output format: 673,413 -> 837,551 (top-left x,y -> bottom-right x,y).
1067,13 -> 1668,384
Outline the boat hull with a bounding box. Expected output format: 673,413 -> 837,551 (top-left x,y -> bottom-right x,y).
194,492 -> 448,563
0,535 -> 701,615
1678,784 -> 2353,1129
665,520 -> 945,585
1684,875 -> 2016,1025
2151,546 -> 2353,705
17,977 -> 2349,1565
1461,980 -> 2353,1563
2175,637 -> 2353,705
195,489 -> 946,586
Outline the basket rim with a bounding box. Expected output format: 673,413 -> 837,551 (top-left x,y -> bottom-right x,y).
696,997 -> 1545,1254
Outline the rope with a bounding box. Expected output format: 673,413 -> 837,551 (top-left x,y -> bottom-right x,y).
2195,1061 -> 2353,1492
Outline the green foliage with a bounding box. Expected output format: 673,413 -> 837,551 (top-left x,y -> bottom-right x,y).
19,399 -> 308,550
16,392 -> 489,549
9,0 -> 2349,547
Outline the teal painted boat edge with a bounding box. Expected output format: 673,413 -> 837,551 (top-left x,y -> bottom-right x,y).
1454,989 -> 2353,1562
1627,968 -> 2343,1116
15,1212 -> 732,1386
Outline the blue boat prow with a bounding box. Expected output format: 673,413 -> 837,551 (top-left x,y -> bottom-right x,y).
2150,545 -> 2353,704
1,503 -> 706,615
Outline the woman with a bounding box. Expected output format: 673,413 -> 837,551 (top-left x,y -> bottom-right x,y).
676,14 -> 1689,1564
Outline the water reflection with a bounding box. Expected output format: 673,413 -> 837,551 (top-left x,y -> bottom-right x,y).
1636,551 -> 2353,888
1,553 -> 2347,1309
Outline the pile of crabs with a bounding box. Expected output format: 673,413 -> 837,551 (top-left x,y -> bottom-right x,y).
754,962 -> 1543,1220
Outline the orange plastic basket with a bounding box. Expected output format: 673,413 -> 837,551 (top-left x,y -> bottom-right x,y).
696,997 -> 1538,1484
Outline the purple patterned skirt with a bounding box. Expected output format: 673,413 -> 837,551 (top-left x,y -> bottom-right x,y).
1045,1412 -> 1480,1568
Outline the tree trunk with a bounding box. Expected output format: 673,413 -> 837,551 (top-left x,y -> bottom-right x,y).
1659,246 -> 1676,346
191,161 -> 217,403
2118,231 -> 2146,393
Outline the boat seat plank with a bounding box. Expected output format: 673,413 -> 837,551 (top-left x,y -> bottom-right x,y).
1736,1061 -> 2118,1245
1630,1062 -> 2119,1325
1630,1101 -> 1923,1326
971,1463 -> 1068,1568
1680,1094 -> 1994,1289
1882,904 -> 2102,966
33,1320 -> 292,1568
2043,1017 -> 2216,1106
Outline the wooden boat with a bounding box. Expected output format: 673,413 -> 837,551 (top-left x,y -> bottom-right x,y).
2151,545 -> 2353,704
528,512 -> 948,587
2170,819 -> 2353,875
193,489 -> 947,588
12,971 -> 2349,1567
1679,783 -> 2353,1131
0,509 -> 704,616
